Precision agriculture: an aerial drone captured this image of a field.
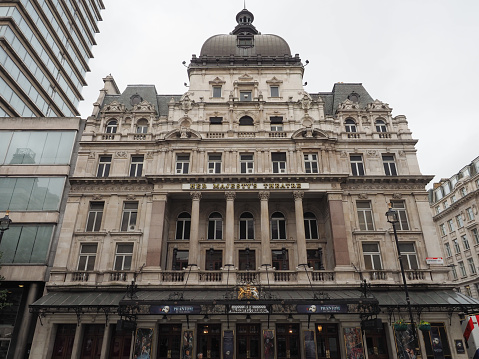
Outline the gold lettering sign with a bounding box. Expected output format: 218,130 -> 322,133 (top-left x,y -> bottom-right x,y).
184,183 -> 307,190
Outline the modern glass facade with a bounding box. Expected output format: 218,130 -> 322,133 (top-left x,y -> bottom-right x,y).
0,0 -> 104,117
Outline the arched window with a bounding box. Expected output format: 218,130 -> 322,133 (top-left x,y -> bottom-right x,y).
239,212 -> 254,240
136,119 -> 148,134
176,212 -> 191,240
239,116 -> 254,126
375,119 -> 387,133
304,212 -> 319,240
106,120 -> 118,133
271,212 -> 286,240
345,118 -> 357,133
208,212 -> 223,240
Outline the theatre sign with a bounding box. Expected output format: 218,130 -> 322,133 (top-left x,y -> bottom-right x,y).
184,183 -> 310,191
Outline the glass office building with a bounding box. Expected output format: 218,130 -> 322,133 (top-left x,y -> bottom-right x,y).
0,0 -> 104,117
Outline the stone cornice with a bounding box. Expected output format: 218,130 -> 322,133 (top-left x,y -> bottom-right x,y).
432,190 -> 478,221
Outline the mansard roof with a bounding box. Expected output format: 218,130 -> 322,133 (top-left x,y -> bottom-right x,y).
316,83 -> 375,116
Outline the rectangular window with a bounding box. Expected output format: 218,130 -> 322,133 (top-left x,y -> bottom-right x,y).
468,258 -> 476,275
209,117 -> 223,125
129,155 -> 144,177
239,249 -> 256,270
272,152 -> 287,173
86,202 -> 104,232
440,224 -> 446,236
350,155 -> 365,176
208,154 -> 222,174
472,228 -> 479,245
362,243 -> 383,270
466,207 -> 475,221
212,86 -> 222,98
456,215 -> 464,229
307,249 -> 324,270
447,219 -> 455,232
270,116 -> 283,132
466,285 -> 473,296
391,201 -> 410,230
239,214 -> 254,240
0,225 -> 54,263
240,154 -> 254,174
452,266 -> 458,280
172,249 -> 189,270
453,239 -> 460,253
114,243 -> 133,271
272,249 -> 289,270
398,243 -> 418,270
240,91 -> 252,101
357,201 -> 374,231
205,249 -> 222,270
445,243 -> 452,257
97,155 -> 112,177
270,86 -> 279,97
176,154 -> 190,174
460,187 -> 467,197
382,155 -> 397,176
78,243 -> 97,271
462,235 -> 470,250
121,202 -> 138,231
304,154 -> 319,174
459,261 -> 467,277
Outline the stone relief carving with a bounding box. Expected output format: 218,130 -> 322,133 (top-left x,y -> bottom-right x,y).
126,194 -> 135,201
293,191 -> 304,200
340,151 -> 348,158
132,100 -> 155,113
358,194 -> 368,199
116,151 -> 127,158
190,192 -> 202,200
366,150 -> 378,157
88,151 -> 95,159
92,194 -> 103,200
392,193 -> 403,199
258,191 -> 270,201
337,99 -> 359,111
366,99 -> 392,112
103,101 -> 126,113
225,191 -> 236,200
398,151 -> 406,157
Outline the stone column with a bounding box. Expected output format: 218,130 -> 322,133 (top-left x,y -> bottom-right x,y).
293,191 -> 308,266
328,193 -> 350,267
189,192 -> 202,267
259,191 -> 271,265
99,324 -> 111,358
71,324 -> 83,359
146,193 -> 168,267
225,191 -> 236,266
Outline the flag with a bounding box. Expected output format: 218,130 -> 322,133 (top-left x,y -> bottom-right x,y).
464,317 -> 474,342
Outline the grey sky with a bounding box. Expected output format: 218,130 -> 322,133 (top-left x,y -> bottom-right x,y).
79,0 -> 479,187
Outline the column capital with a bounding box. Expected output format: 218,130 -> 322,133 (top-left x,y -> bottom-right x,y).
190,191 -> 202,201
225,191 -> 236,201
293,190 -> 304,201
258,191 -> 270,201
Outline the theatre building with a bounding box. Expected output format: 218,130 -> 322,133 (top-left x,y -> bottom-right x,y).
29,8 -> 479,359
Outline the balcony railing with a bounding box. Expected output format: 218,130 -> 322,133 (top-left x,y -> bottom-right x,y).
199,271 -> 223,282
366,270 -> 387,281
311,271 -> 335,282
72,272 -> 89,282
236,271 -> 258,284
162,271 -> 185,282
274,271 -> 297,282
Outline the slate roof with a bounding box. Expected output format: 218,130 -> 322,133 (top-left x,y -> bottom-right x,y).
315,83 -> 375,116
200,34 -> 291,57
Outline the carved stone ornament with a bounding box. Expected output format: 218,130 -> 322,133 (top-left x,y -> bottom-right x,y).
358,194 -> 368,199
132,100 -> 155,113
92,194 -> 103,200
300,94 -> 312,111
366,99 -> 392,112
366,150 -> 378,157
293,191 -> 304,200
209,77 -> 226,85
340,151 -> 348,158
116,151 -> 128,158
258,191 -> 270,201
103,101 -> 126,113
179,126 -> 190,139
190,192 -> 202,201
238,73 -> 254,82
181,94 -> 194,113
337,99 -> 359,111
145,151 -> 154,159
126,194 -> 135,201
225,191 -> 236,201
88,151 -> 95,159
392,193 -> 402,199
398,150 -> 406,157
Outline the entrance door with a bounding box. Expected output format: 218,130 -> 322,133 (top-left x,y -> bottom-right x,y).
237,324 -> 260,359
157,324 -> 182,359
80,324 -> 104,359
51,324 -> 76,359
316,323 -> 340,359
365,328 -> 389,359
277,324 -> 300,359
109,325 -> 132,359
198,324 -> 221,359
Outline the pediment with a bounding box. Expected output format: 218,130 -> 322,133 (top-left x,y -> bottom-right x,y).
102,101 -> 126,113
291,127 -> 328,139
266,76 -> 283,84
131,100 -> 155,113
164,128 -> 201,140
337,99 -> 359,111
366,99 -> 392,112
209,77 -> 226,85
238,73 -> 254,81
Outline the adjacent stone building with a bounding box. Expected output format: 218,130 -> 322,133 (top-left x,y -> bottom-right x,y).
28,8 -> 478,359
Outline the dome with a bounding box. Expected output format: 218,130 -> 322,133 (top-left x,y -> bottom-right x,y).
200,34 -> 292,58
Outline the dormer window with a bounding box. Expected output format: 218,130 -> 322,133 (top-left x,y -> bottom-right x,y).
238,36 -> 254,48
375,119 -> 387,133
106,120 -> 118,134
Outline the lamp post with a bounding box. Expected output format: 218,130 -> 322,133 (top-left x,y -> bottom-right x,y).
0,211 -> 12,245
386,204 -> 418,354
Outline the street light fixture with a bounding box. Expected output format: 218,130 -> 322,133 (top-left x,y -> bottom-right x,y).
0,211 -> 12,245
386,204 -> 418,354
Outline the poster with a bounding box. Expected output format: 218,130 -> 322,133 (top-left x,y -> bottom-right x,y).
455,339 -> 465,354
223,330 -> 234,359
343,327 -> 364,359
430,326 -> 444,359
304,330 -> 316,359
393,324 -> 417,359
134,328 -> 153,359
182,330 -> 194,359
263,329 -> 275,359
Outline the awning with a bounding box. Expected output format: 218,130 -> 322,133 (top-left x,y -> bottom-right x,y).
30,291 -> 125,313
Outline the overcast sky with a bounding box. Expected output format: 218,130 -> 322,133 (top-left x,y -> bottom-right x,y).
79,0 -> 479,188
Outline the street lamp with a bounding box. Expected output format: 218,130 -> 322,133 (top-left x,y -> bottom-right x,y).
386,204 -> 418,354
0,211 -> 12,245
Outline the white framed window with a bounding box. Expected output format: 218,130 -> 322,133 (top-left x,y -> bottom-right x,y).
240,154 -> 254,174
304,212 -> 319,240
97,155 -> 112,177
114,243 -> 133,270
136,119 -> 148,133
460,187 -> 467,197
121,202 -> 138,231
459,261 -> 467,277
391,201 -> 409,230
350,155 -> 365,176
453,239 -> 461,253
452,266 -> 458,280
212,86 -> 222,98
398,243 -> 418,270
240,91 -> 252,101
105,119 -> 117,133
345,118 -> 357,133
357,201 -> 374,231
270,116 -> 283,131
86,202 -> 104,232
272,152 -> 287,173
448,219 -> 455,232
176,154 -> 190,174
445,243 -> 452,257
472,228 -> 479,245
271,212 -> 286,240
462,235 -> 470,250
440,224 -> 446,236
239,212 -> 254,240
362,242 -> 383,270
466,207 -> 475,221
304,154 -> 319,174
78,243 -> 97,271
456,215 -> 464,228
176,212 -> 191,240
208,154 -> 222,174
208,212 -> 223,240
270,86 -> 279,97
129,155 -> 144,177
382,155 -> 398,176
468,258 -> 476,275
375,119 -> 387,132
